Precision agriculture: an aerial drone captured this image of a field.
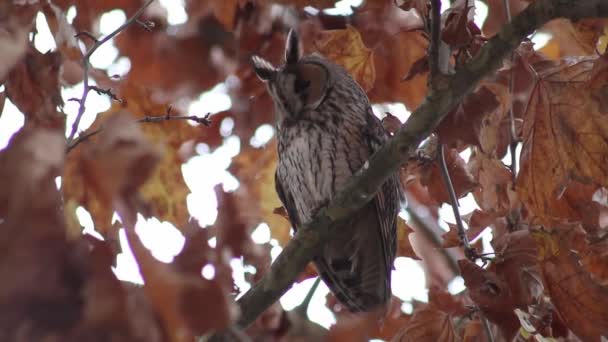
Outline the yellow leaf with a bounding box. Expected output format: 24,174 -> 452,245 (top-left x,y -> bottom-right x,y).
315,25 -> 376,92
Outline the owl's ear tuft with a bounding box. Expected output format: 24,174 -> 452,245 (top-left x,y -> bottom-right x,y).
285,28 -> 301,65
251,56 -> 276,81
295,62 -> 330,110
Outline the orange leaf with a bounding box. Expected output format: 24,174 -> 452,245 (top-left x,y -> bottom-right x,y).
397,218 -> 420,260
391,304 -> 458,342
315,25 -> 376,92
516,56 -> 608,225
534,229 -> 608,341
229,142 -> 292,246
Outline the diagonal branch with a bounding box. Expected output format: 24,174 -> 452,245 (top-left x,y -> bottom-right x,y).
213,0 -> 608,335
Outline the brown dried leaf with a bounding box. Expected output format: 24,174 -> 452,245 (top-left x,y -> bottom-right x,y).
469,152 -> 517,216
315,25 -> 376,92
461,230 -> 542,341
428,286 -> 467,316
534,228 -> 608,341
4,47 -> 65,130
462,319 -> 485,342
441,4 -> 474,48
230,142 -> 292,246
435,84 -> 508,152
391,304 -> 458,342
397,218 -> 421,260
115,21 -> 222,98
516,56 -> 608,225
368,30 -> 428,110
420,148 -> 477,204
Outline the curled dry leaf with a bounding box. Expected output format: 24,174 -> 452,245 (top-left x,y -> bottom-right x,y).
435,84 -> 509,154
441,3 -> 475,49
469,152 -> 517,216
391,304 -> 458,342
315,25 -> 376,92
516,56 -> 608,225
4,47 -> 65,130
534,229 -> 608,341
464,230 -> 542,340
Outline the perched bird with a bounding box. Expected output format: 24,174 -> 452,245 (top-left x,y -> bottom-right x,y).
251,29 -> 401,312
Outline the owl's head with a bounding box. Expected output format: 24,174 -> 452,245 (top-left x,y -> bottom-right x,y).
251,29 -> 331,120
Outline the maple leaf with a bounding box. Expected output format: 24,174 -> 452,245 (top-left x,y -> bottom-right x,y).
533,228 -> 608,341
315,25 -> 376,92
516,56 -> 608,225
63,83 -> 210,236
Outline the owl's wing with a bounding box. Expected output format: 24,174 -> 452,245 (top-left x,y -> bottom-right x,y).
364,108 -> 401,273
275,170 -> 301,231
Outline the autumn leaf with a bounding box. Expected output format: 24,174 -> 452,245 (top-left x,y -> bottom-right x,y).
63,83 -> 209,236
315,25 -> 376,92
391,304 -> 458,342
517,56 -> 608,225
419,147 -> 477,204
397,218 -> 420,260
230,142 -> 293,246
533,228 -> 608,341
4,47 -> 65,130
469,152 -> 517,216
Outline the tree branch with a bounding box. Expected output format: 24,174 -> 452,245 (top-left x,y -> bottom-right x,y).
428,0 -> 442,84
216,0 -> 608,334
66,0 -> 154,144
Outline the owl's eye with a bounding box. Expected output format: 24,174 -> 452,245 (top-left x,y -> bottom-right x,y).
294,78 -> 310,94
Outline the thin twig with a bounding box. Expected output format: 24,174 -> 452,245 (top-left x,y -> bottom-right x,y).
478,310 -> 496,342
429,0 -> 442,85
138,113 -> 212,126
67,0 -> 154,144
437,145 -> 477,260
66,111 -> 211,153
89,85 -> 122,103
66,128 -> 102,153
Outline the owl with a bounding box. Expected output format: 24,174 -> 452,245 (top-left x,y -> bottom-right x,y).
251,29 -> 401,312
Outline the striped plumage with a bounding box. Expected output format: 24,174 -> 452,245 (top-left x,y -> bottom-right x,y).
251,29 -> 401,312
